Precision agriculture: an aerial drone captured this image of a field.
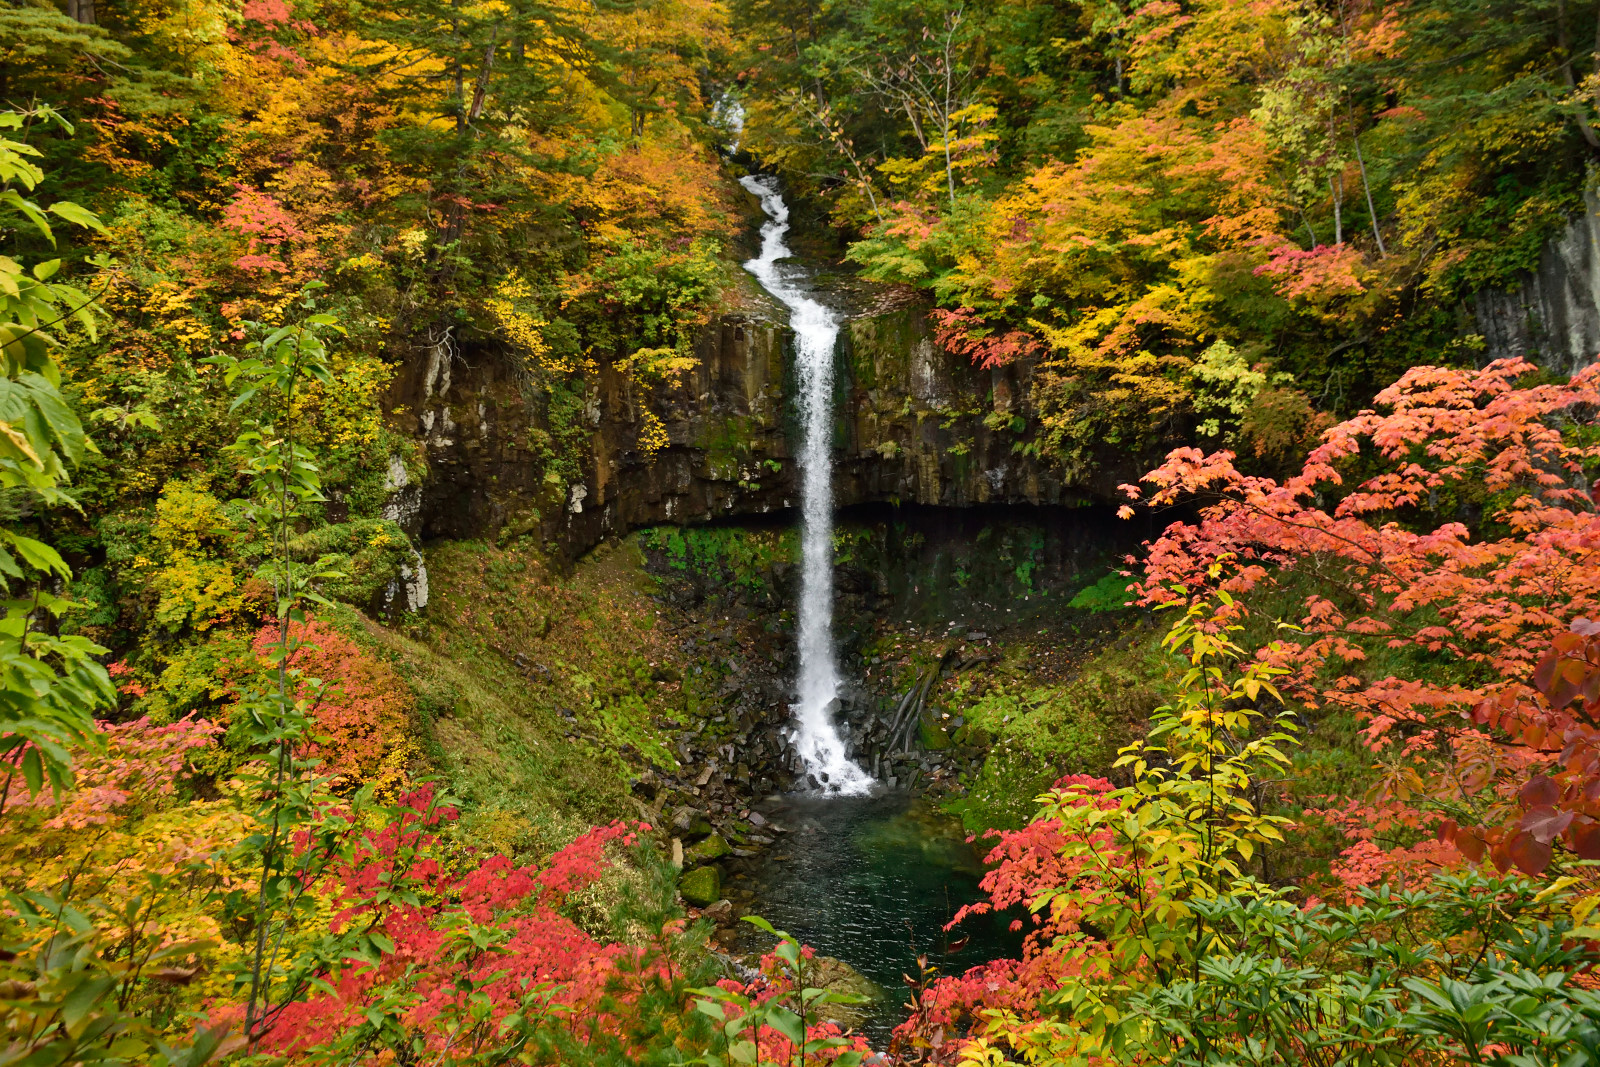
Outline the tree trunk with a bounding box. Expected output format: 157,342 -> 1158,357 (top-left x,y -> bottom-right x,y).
1557,0 -> 1600,149
452,0 -> 465,133
1299,206 -> 1319,249
942,13 -> 958,208
1330,173 -> 1343,246
942,123 -> 956,207
467,32 -> 498,126
1352,132 -> 1386,256
901,97 -> 927,150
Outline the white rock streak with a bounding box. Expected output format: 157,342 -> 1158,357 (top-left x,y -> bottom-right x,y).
739,174 -> 873,795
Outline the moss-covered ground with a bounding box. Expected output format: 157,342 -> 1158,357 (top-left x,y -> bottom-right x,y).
332,536 -> 700,861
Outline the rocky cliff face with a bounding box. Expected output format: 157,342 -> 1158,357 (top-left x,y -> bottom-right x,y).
835,304 -> 1077,508
387,295 -> 1086,559
1474,188 -> 1600,374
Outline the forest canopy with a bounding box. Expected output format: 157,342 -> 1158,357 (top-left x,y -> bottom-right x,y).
731,0 -> 1600,475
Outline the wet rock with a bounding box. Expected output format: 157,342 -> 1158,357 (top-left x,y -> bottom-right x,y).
702,899 -> 735,923
672,806 -> 713,839
802,956 -> 883,1029
680,866 -> 722,907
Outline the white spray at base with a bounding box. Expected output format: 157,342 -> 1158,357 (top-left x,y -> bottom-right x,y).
738,174 -> 874,796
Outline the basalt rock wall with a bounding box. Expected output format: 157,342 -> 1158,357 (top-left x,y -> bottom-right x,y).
390,314 -> 793,552
834,306 -> 1075,507
1474,187 -> 1600,374
388,300 -> 1090,558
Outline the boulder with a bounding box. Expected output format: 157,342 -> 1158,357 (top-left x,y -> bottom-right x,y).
680,865 -> 722,906
801,956 -> 883,1029
684,833 -> 732,865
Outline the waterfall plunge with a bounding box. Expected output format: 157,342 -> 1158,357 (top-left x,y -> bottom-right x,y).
739,174 -> 874,796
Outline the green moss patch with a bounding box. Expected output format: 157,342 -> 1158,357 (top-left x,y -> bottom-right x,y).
679,865 -> 722,906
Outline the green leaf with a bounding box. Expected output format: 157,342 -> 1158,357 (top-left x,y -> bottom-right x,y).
0,531 -> 68,578
741,915 -> 779,935
20,746 -> 42,794
0,189 -> 53,244
47,201 -> 105,233
261,325 -> 297,352
60,974 -> 117,1032
765,1006 -> 805,1047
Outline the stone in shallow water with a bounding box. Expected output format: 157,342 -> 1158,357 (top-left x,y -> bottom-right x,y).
799,956 -> 883,1029
680,865 -> 722,906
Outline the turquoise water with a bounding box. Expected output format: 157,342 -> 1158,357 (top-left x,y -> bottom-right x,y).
725,792 -> 1025,1045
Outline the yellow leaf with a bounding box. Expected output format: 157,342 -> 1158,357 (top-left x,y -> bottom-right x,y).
0,420 -> 41,466
1535,876 -> 1581,904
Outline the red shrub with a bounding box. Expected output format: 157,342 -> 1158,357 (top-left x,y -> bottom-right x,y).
251,619 -> 412,790
254,789 -> 662,1061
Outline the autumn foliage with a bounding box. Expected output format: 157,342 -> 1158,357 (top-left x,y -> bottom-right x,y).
16,0 -> 1600,1061
1121,358 -> 1600,882
249,790 -> 670,1063
252,619 -> 414,793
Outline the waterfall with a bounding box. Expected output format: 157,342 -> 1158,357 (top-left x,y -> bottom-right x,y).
714,97 -> 745,153
738,174 -> 874,795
